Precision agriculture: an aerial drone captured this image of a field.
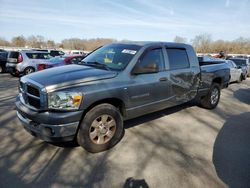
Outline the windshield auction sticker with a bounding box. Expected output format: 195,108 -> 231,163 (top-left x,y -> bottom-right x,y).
122,49 -> 137,55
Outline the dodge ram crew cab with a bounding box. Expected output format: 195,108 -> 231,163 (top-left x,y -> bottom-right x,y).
16,42 -> 230,153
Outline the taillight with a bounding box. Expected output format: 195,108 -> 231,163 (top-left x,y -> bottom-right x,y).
38,64 -> 53,71
38,64 -> 46,71
64,58 -> 71,64
18,54 -> 23,63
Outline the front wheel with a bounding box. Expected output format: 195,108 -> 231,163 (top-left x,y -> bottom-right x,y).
77,103 -> 124,153
200,83 -> 221,109
237,74 -> 243,83
24,67 -> 35,75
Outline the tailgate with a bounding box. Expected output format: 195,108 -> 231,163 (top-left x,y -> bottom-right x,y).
7,51 -> 20,64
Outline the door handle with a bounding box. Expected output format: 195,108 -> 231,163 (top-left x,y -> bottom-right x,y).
159,77 -> 167,82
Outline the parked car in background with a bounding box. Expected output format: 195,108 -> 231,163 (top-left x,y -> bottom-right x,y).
32,49 -> 65,57
198,56 -> 243,83
226,60 -> 243,83
237,56 -> 250,77
6,50 -> 51,76
0,51 -> 8,73
228,58 -> 249,79
69,50 -> 86,55
37,55 -> 86,71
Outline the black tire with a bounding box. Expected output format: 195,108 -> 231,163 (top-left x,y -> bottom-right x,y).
10,71 -> 19,77
24,67 -> 35,75
241,74 -> 244,81
237,74 -> 243,83
200,83 -> 221,109
77,103 -> 124,153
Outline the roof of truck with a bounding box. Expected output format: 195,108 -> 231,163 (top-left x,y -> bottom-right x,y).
113,41 -> 191,48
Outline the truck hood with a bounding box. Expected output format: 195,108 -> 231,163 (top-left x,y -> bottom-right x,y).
24,64 -> 118,91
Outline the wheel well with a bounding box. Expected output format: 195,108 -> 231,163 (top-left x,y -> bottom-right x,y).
84,98 -> 126,117
212,77 -> 222,87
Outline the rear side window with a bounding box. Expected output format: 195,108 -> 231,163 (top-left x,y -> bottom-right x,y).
26,53 -> 50,59
8,52 -> 19,59
166,48 -> 190,70
0,52 -> 8,58
50,50 -> 64,57
50,51 -> 59,57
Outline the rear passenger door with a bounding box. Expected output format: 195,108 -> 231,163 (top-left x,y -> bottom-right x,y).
166,48 -> 200,103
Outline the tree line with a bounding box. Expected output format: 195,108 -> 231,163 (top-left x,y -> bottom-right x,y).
174,34 -> 250,54
0,35 -> 116,51
1,34 -> 250,54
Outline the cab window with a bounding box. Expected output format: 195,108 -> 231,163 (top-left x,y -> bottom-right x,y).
166,48 -> 190,70
137,48 -> 164,72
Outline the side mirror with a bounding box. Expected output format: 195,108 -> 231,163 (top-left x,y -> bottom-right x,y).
132,62 -> 159,75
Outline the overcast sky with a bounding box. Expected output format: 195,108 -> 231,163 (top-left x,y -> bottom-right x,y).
0,0 -> 250,42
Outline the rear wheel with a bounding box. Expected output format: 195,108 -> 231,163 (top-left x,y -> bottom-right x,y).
10,70 -> 19,77
0,66 -> 3,73
77,103 -> 124,153
200,83 -> 221,109
24,67 -> 35,75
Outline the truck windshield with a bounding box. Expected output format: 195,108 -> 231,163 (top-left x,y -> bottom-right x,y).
81,44 -> 141,71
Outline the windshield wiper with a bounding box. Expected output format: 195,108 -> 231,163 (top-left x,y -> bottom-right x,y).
81,61 -> 111,71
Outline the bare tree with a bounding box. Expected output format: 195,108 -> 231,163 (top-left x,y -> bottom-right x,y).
11,35 -> 26,47
173,36 -> 187,43
61,38 -> 116,51
0,37 -> 10,47
192,34 -> 212,53
26,35 -> 46,48
46,40 -> 56,48
2,34 -> 250,54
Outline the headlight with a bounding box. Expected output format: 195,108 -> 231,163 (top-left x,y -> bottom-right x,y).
48,91 -> 82,110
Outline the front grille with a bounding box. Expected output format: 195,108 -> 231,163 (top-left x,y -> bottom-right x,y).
20,81 -> 42,109
27,85 -> 40,97
27,96 -> 40,108
20,81 -> 25,92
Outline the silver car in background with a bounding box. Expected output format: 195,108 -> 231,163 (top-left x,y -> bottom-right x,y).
228,58 -> 249,79
226,60 -> 243,83
6,50 -> 51,76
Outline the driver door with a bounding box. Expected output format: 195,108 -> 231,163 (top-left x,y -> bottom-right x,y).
126,47 -> 172,118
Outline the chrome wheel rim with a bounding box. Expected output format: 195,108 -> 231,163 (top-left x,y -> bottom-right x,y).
211,88 -> 219,105
89,114 -> 116,145
26,68 -> 34,74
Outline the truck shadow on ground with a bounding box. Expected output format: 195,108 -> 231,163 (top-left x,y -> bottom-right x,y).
53,101 -> 196,149
124,101 -> 195,129
213,112 -> 250,187
233,88 -> 250,105
123,177 -> 149,188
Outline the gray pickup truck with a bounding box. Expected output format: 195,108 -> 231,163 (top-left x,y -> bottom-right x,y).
16,42 -> 230,153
